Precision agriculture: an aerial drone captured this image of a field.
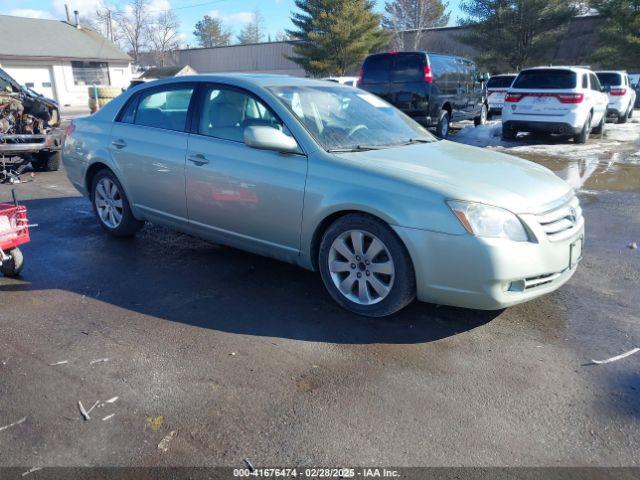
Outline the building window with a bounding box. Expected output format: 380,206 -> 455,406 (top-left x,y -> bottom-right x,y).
71,61 -> 110,86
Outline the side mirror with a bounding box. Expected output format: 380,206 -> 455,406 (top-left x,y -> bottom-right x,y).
244,126 -> 300,154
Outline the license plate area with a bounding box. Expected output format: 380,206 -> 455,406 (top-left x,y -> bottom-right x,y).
570,237 -> 583,268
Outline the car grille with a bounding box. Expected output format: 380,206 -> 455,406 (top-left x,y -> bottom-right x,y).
534,194 -> 583,242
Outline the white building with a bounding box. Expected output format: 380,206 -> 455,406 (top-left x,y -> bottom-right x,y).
0,15 -> 132,108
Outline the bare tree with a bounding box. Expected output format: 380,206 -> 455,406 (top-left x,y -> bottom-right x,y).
115,0 -> 150,65
91,6 -> 123,46
383,0 -> 450,50
150,10 -> 181,66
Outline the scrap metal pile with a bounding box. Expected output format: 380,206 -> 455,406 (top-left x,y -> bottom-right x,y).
0,89 -> 53,135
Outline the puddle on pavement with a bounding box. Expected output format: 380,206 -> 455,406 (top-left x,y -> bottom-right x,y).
509,150 -> 640,192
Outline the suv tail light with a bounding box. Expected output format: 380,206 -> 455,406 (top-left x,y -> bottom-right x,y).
610,88 -> 626,96
423,65 -> 433,84
557,93 -> 584,104
505,93 -> 523,102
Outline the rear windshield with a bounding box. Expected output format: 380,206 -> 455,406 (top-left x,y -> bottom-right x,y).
513,69 -> 577,89
391,54 -> 424,82
487,76 -> 515,88
361,55 -> 391,83
596,72 -> 622,87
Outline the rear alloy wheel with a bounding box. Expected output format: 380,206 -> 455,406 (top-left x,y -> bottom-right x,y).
435,110 -> 450,138
91,169 -> 142,237
474,104 -> 488,126
574,114 -> 592,144
319,214 -> 415,317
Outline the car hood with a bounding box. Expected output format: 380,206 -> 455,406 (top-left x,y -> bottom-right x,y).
338,140 -> 572,214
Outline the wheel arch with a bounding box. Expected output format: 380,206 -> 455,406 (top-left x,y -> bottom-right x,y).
84,161 -> 140,219
309,208 -> 411,272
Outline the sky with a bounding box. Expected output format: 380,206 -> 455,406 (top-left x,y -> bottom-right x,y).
3,0 -> 465,47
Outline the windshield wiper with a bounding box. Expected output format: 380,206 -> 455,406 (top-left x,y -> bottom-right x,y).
327,145 -> 382,153
399,138 -> 432,145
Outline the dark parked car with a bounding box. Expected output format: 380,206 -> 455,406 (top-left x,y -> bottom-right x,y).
358,51 -> 488,138
0,67 -> 62,172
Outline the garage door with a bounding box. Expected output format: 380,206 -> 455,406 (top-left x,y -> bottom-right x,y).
2,66 -> 56,101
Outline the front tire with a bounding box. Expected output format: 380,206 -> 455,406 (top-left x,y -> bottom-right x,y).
1,248 -> 24,277
435,110 -> 450,138
474,104 -> 488,127
318,214 -> 415,317
91,169 -> 143,237
33,150 -> 61,172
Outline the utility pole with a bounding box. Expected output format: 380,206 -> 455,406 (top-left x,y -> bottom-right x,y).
107,9 -> 113,42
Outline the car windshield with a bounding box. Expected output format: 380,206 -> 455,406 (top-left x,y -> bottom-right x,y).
596,72 -> 622,87
513,69 -> 577,89
268,85 -> 435,152
487,76 -> 515,89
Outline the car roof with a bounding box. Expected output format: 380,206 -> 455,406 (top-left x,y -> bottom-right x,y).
131,73 -> 339,90
595,70 -> 627,74
521,66 -> 593,74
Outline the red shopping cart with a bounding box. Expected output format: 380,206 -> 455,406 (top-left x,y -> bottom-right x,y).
0,191 -> 30,277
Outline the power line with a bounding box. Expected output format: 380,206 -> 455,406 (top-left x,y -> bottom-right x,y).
146,0 -> 234,14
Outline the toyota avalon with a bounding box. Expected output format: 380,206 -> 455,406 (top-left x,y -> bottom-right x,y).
63,74 -> 584,317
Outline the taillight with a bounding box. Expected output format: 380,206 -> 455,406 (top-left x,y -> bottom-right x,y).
610,88 -> 626,96
424,65 -> 433,84
64,121 -> 75,141
357,67 -> 363,86
505,93 -> 523,102
557,93 -> 584,104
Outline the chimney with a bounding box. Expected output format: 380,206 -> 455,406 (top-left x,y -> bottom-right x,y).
74,10 -> 80,28
64,4 -> 71,23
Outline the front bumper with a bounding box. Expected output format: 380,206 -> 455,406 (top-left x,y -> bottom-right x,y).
0,131 -> 63,155
393,220 -> 584,310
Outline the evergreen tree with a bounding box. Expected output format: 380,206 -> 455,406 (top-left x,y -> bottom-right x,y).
383,0 -> 450,50
193,15 -> 231,48
237,9 -> 266,44
286,0 -> 389,76
459,0 -> 577,72
590,0 -> 640,70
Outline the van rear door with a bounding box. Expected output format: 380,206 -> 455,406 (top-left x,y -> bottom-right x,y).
359,54 -> 393,103
389,53 -> 429,118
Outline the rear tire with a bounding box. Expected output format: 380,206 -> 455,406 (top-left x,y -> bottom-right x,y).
435,110 -> 450,138
591,114 -> 605,135
91,169 -> 143,237
318,213 -> 416,317
618,110 -> 628,124
33,150 -> 61,172
501,124 -> 517,140
474,104 -> 488,127
1,248 -> 24,277
574,114 -> 592,144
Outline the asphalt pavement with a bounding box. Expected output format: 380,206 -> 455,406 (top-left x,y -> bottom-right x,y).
0,139 -> 638,468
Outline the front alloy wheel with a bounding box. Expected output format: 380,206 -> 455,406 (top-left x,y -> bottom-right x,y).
328,230 -> 395,306
318,213 -> 416,317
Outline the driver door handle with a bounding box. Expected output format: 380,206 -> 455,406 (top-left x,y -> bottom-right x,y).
187,153 -> 209,165
111,139 -> 127,149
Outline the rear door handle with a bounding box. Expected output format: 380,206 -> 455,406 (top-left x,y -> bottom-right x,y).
111,139 -> 127,149
187,153 -> 209,165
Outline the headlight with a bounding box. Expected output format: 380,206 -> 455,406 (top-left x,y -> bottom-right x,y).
447,200 -> 529,242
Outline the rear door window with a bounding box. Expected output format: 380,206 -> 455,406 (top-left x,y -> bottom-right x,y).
362,55 -> 391,83
134,85 -> 194,131
391,54 -> 424,82
487,76 -> 515,89
589,73 -> 602,92
513,69 -> 577,89
596,72 -> 622,87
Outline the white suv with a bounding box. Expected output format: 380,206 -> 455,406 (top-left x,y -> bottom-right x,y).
486,74 -> 516,118
596,71 -> 637,123
502,67 -> 608,144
